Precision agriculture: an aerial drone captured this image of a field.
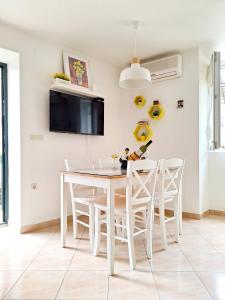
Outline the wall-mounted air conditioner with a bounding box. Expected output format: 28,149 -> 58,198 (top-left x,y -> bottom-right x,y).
142,54 -> 182,83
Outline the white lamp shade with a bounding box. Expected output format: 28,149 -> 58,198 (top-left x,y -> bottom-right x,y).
119,63 -> 151,89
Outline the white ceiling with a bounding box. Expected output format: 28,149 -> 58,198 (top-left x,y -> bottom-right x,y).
0,0 -> 225,65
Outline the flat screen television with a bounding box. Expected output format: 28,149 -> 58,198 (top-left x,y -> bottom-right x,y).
49,90 -> 104,135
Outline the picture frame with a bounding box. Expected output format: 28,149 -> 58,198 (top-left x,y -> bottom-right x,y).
63,52 -> 92,90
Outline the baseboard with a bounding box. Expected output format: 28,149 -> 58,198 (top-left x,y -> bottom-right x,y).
20,209 -> 225,234
159,208 -> 210,220
20,215 -> 73,234
209,209 -> 225,217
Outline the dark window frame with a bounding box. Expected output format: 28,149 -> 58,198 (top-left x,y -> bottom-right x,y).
0,62 -> 8,224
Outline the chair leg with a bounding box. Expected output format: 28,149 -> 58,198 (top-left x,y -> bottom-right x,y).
179,188 -> 182,235
142,211 -> 148,244
72,202 -> 78,239
174,197 -> 179,243
159,200 -> 167,250
115,216 -> 122,238
89,204 -> 95,251
146,204 -> 153,259
94,207 -> 101,256
121,216 -> 126,241
126,211 -> 136,270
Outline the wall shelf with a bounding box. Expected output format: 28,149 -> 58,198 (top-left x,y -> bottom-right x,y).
50,82 -> 104,99
133,122 -> 153,142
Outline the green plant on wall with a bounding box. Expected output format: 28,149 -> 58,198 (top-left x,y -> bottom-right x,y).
133,121 -> 153,142
148,100 -> 165,120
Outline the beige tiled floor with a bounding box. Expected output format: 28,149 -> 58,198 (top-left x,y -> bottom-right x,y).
0,216 -> 225,299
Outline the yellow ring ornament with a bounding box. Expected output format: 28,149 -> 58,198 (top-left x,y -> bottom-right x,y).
148,100 -> 165,120
133,121 -> 153,142
134,95 -> 146,108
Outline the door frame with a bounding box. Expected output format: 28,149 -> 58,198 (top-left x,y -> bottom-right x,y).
0,62 -> 8,224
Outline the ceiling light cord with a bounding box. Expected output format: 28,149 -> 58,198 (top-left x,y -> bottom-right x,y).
134,29 -> 137,58
119,20 -> 151,89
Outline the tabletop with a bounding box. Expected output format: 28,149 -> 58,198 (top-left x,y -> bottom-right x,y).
61,168 -> 128,179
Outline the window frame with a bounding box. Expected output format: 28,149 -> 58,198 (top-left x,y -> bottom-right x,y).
0,62 -> 8,224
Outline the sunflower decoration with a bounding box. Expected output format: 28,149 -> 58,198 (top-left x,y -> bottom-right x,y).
134,95 -> 146,108
148,100 -> 165,120
73,60 -> 86,85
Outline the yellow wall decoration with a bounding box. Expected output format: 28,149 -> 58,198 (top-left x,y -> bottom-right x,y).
134,95 -> 146,108
133,121 -> 153,142
148,100 -> 165,120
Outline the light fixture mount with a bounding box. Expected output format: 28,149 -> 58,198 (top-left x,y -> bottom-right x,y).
119,20 -> 151,89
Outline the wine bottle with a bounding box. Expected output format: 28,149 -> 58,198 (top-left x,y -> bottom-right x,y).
128,140 -> 153,161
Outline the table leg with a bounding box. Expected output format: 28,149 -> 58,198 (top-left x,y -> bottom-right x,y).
61,173 -> 67,247
107,180 -> 115,275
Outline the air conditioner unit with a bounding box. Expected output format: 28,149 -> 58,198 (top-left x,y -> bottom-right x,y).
142,54 -> 182,83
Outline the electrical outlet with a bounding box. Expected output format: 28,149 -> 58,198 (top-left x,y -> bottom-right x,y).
30,134 -> 44,141
31,183 -> 38,190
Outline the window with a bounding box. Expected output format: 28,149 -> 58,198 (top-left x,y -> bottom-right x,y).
208,51 -> 222,150
0,62 -> 8,224
220,62 -> 225,148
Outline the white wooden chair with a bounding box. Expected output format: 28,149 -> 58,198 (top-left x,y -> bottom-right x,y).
93,159 -> 159,269
154,158 -> 185,249
94,157 -> 124,238
64,159 -> 105,250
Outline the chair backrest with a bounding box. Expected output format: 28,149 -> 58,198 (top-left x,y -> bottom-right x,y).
126,159 -> 159,209
159,158 -> 185,197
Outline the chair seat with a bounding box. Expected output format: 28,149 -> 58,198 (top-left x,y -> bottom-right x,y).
73,187 -> 105,204
153,190 -> 178,202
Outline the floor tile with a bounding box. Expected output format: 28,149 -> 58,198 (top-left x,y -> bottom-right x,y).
197,272 -> 225,300
0,271 -> 23,298
187,253 -> 225,272
150,248 -> 192,271
5,270 -> 65,299
153,271 -> 212,300
0,216 -> 225,299
56,271 -> 108,300
28,247 -> 75,271
108,270 -> 159,300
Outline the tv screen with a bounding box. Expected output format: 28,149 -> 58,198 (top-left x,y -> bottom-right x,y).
49,90 -> 104,135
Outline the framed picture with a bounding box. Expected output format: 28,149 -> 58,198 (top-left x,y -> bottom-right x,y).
63,52 -> 92,90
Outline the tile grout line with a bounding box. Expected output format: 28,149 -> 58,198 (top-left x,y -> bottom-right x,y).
151,271 -> 162,300
195,224 -> 225,260
54,227 -> 85,300
153,221 -> 213,298
177,227 -> 214,300
177,253 -> 213,299
194,271 -> 214,300
2,227 -> 59,299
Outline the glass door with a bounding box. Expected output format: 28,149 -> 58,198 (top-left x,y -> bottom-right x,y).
0,63 -> 8,224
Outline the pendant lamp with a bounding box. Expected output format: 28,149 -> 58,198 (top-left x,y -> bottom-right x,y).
119,21 -> 151,89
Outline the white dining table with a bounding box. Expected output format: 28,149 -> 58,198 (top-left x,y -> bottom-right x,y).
60,168 -> 128,275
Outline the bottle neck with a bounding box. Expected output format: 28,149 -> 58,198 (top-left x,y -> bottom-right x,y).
145,140 -> 152,147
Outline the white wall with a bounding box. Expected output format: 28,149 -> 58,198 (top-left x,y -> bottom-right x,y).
120,48 -> 200,214
0,24 -> 123,227
1,23 -> 224,228
208,152 -> 225,211
198,46 -> 211,213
